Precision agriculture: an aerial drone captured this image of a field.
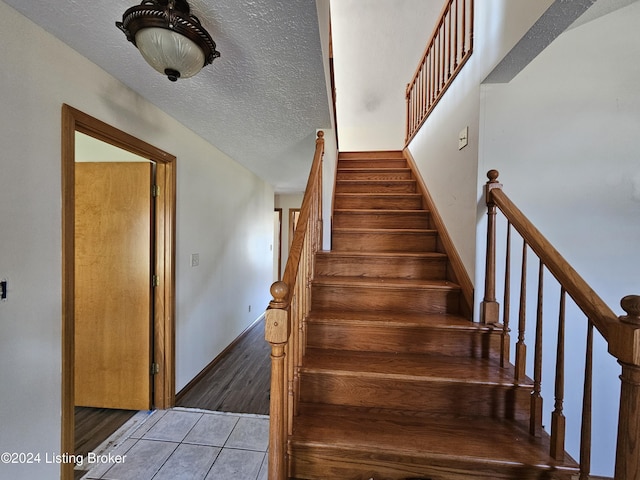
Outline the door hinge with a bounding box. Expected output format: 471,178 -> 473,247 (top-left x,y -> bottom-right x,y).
152,185 -> 160,197
151,363 -> 160,375
152,275 -> 159,287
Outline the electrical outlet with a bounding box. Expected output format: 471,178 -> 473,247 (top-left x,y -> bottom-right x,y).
191,253 -> 199,267
0,279 -> 7,301
248,305 -> 252,313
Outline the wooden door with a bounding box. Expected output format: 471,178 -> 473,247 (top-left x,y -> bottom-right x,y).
74,162 -> 153,410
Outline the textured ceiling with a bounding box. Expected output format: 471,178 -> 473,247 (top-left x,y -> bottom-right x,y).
3,0 -> 331,193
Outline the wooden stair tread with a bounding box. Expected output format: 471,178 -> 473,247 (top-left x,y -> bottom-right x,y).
337,167 -> 411,171
337,179 -> 415,184
333,193 -> 425,210
302,348 -> 527,386
333,209 -> 428,214
313,276 -> 459,289
315,251 -> 447,260
291,404 -> 579,472
306,310 -> 490,329
339,151 -> 404,159
332,227 -> 436,234
335,192 -> 422,197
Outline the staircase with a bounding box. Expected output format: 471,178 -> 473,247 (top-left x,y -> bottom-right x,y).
286,151 -> 580,480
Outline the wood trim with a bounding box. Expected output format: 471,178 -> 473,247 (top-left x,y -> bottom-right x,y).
289,208 -> 301,251
154,159 -> 177,409
175,313 -> 266,404
60,105 -> 76,480
403,148 -> 474,318
61,104 -> 176,480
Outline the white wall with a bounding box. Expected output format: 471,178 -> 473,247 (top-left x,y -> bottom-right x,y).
316,0 -> 338,249
478,3 -> 640,475
0,2 -> 274,478
321,128 -> 337,251
331,0 -> 444,151
175,136 -> 274,391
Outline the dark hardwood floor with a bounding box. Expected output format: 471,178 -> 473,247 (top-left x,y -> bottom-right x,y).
176,317 -> 271,415
74,406 -> 137,456
74,318 -> 270,478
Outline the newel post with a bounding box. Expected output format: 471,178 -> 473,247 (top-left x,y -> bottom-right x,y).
265,281 -> 291,480
480,170 -> 502,324
610,295 -> 640,480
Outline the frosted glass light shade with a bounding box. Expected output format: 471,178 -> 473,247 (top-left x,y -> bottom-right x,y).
135,27 -> 206,80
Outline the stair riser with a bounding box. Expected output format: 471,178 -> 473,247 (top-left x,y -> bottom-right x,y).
299,373 -> 531,421
289,446 -> 576,480
336,181 -> 416,193
315,255 -> 446,280
332,231 -> 437,253
333,212 -> 431,229
306,323 -> 501,358
336,169 -> 413,181
311,285 -> 460,314
334,194 -> 423,210
338,158 -> 407,169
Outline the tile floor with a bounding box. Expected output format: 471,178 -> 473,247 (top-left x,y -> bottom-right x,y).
79,407 -> 269,480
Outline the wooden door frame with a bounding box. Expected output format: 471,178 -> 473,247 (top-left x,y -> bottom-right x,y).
61,104 -> 176,480
289,208 -> 301,250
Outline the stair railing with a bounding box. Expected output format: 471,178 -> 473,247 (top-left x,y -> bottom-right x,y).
481,170 -> 639,480
265,131 -> 324,480
405,0 -> 474,145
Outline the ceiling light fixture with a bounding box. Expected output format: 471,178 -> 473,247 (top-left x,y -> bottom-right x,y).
116,0 -> 220,82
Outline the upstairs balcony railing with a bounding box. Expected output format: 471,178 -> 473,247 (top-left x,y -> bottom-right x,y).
405,0 -> 474,144
481,170 -> 639,480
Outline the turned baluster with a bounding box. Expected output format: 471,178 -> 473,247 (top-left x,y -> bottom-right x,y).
265,281 -> 290,480
515,240 -> 528,382
530,260 -> 544,437
431,45 -> 436,103
453,0 -> 459,70
500,222 -> 512,368
461,0 -> 467,56
481,169 -> 502,324
550,287 -> 567,459
611,295 -> 640,480
440,23 -> 446,88
579,320 -> 594,480
447,4 -> 452,79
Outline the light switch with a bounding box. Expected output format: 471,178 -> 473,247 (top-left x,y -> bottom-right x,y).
458,126 -> 469,150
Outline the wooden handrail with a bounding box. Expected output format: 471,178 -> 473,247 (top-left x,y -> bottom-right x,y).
481,169 -> 640,480
484,173 -> 618,337
405,0 -> 474,144
278,131 -> 325,307
265,131 -> 324,480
